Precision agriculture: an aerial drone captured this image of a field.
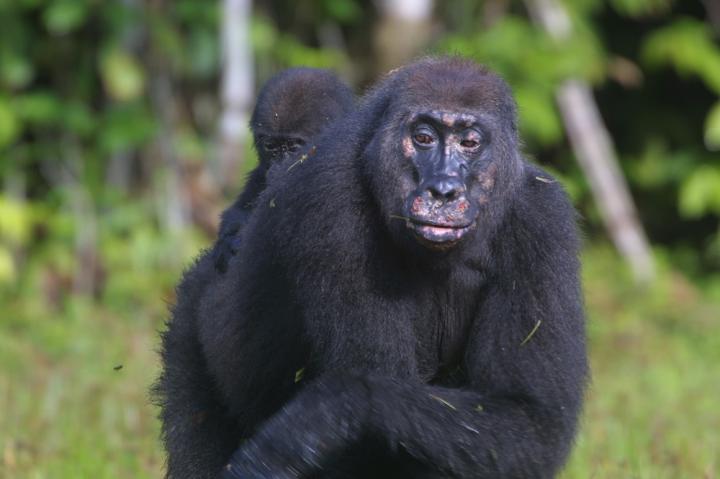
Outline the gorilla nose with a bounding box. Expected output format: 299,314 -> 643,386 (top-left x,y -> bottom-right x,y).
426,177 -> 464,202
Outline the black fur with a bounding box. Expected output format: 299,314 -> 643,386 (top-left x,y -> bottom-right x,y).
212,68 -> 355,272
156,57 -> 587,479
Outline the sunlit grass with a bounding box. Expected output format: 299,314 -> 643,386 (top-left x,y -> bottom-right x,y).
562,247 -> 720,479
0,297 -> 165,478
1,245 -> 718,478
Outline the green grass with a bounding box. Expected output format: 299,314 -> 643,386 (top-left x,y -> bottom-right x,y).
562,248 -> 720,479
0,245 -> 718,478
0,296 -> 165,478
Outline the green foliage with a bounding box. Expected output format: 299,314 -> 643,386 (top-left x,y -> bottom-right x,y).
642,18 -> 720,94
0,195 -> 32,283
704,101 -> 720,151
609,0 -> 675,17
321,0 -> 362,23
43,0 -> 88,35
627,141 -> 695,189
99,103 -> 157,154
679,166 -> 720,218
100,48 -> 146,102
252,15 -> 348,72
0,97 -> 20,147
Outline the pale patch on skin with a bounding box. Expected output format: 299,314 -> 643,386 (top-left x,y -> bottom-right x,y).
478,163 -> 498,191
411,196 -> 423,215
431,110 -> 476,128
411,193 -> 461,221
402,136 -> 416,158
444,133 -> 461,168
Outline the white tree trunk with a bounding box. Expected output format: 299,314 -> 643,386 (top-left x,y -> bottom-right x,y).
219,0 -> 254,192
374,0 -> 435,73
525,0 -> 655,283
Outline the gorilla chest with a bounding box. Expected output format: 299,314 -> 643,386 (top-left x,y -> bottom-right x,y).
411,280 -> 482,383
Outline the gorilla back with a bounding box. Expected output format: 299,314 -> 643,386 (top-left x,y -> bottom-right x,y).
159,57 -> 587,479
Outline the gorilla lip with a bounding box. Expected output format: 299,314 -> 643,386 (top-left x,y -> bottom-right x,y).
408,219 -> 475,244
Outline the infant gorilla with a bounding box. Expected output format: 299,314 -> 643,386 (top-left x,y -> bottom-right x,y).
212,68 -> 355,271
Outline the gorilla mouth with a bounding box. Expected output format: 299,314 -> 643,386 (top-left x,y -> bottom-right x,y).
408,219 -> 475,245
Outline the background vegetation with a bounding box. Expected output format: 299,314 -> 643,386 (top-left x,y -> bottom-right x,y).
0,0 -> 718,477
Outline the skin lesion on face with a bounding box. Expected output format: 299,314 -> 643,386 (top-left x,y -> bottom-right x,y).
402,136 -> 416,158
444,133 -> 460,154
477,163 -> 497,191
395,109 -> 491,249
434,110 -> 477,129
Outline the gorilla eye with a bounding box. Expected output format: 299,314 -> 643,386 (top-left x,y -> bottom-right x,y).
264,139 -> 280,151
286,138 -> 305,152
460,139 -> 480,149
413,133 -> 435,146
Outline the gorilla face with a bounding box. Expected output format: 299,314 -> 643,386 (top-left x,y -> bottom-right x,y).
388,109 -> 498,249
363,61 -> 519,255
255,134 -> 306,164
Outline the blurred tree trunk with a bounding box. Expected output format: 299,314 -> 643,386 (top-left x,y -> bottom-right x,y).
219,0 -> 254,193
374,0 -> 435,74
482,0 -> 510,28
524,0 -> 655,284
106,0 -> 142,191
40,149 -> 103,298
2,171 -> 26,283
149,65 -> 191,233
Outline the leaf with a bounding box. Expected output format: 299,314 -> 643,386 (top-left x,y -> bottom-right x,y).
704,101 -> 720,151
65,102 -> 95,137
43,0 -> 88,35
0,98 -> 20,148
0,196 -> 31,244
99,104 -> 156,154
679,166 -> 720,218
323,0 -> 361,23
0,55 -> 33,88
514,87 -> 563,145
610,0 -> 674,17
100,48 -> 146,102
642,18 -> 720,94
13,92 -> 62,124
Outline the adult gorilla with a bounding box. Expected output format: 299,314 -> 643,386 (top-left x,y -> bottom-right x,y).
157,57 -> 587,479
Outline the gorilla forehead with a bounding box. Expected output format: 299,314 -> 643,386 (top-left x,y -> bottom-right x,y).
390,57 -> 516,123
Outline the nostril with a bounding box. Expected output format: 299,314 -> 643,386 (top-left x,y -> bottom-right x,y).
427,178 -> 464,202
444,188 -> 460,201
432,188 -> 458,201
